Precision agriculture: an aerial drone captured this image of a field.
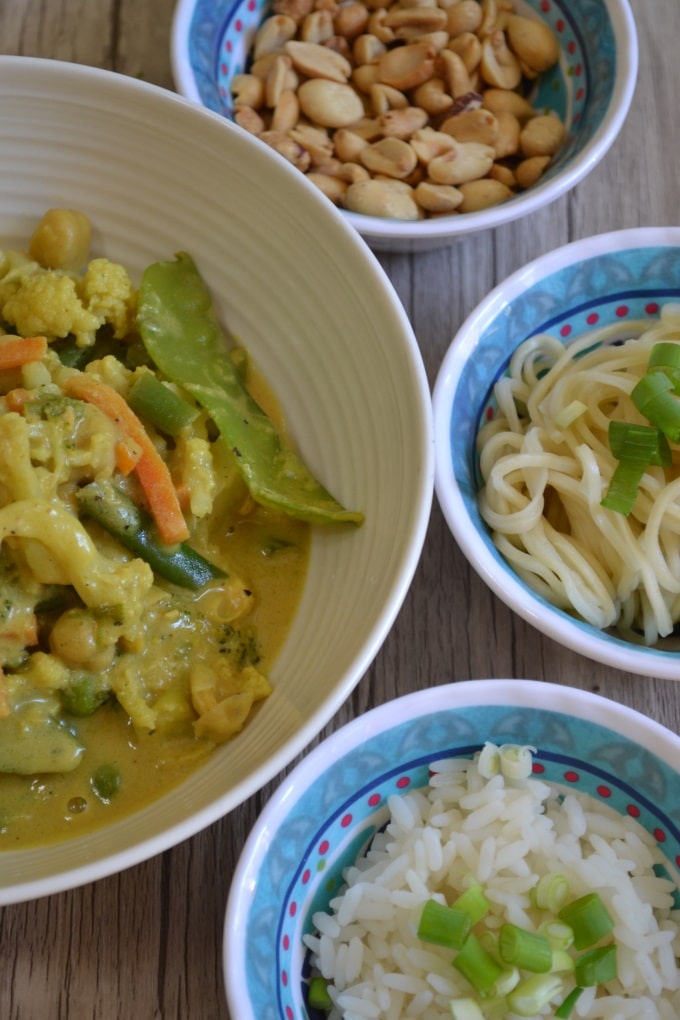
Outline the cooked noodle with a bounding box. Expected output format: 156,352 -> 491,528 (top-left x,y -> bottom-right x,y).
476,303 -> 680,644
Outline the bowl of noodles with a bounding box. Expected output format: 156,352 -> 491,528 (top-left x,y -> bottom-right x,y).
433,227 -> 680,680
224,678 -> 680,1018
0,56 -> 433,903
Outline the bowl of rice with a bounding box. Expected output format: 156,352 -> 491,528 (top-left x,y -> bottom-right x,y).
433,226 -> 680,681
223,678 -> 680,1018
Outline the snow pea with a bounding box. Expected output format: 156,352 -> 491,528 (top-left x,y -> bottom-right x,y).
136,252 -> 364,526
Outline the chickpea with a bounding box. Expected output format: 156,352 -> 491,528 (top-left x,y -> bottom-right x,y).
49,609 -> 116,672
28,208 -> 92,271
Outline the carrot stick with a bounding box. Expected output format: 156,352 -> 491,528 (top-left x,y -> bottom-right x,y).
114,438 -> 143,476
4,387 -> 35,413
0,335 -> 47,370
63,373 -> 189,544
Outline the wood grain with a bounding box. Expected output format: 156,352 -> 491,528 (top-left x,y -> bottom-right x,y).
1,1 -> 679,1017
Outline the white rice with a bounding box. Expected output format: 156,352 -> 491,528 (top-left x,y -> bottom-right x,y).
303,751 -> 680,1019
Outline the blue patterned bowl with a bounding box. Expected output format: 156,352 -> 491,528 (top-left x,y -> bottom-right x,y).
223,679 -> 680,1018
433,227 -> 680,681
171,0 -> 638,253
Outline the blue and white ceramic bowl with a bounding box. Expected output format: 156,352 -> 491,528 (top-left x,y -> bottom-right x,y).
433,227 -> 680,681
171,0 -> 638,253
223,679 -> 680,1018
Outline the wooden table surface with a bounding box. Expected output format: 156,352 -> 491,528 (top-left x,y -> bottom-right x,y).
2,1 -> 679,1017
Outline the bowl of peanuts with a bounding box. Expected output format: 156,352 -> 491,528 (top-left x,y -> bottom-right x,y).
172,0 -> 638,253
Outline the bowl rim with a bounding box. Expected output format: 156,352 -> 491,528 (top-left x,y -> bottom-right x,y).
433,225 -> 680,680
0,54 -> 435,904
170,0 -> 639,244
222,676 -> 680,1016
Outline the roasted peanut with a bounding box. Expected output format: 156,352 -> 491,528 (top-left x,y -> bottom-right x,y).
231,74 -> 266,110
480,30 -> 522,90
307,172 -> 349,202
285,40 -> 351,80
515,154 -> 551,188
520,113 -> 566,157
428,140 -> 495,185
334,2 -> 370,39
457,177 -> 513,211
254,15 -> 297,59
359,136 -> 419,178
370,82 -> 409,115
343,178 -> 423,219
378,105 -> 429,138
378,41 -> 437,90
297,79 -> 365,126
414,180 -> 463,213
334,127 -> 370,161
440,108 -> 499,147
506,14 -> 559,73
493,109 -> 521,158
412,77 -> 454,116
446,0 -> 483,38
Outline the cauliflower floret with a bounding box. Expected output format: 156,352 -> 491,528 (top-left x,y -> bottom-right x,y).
80,257 -> 137,339
0,249 -> 137,347
2,271 -> 100,345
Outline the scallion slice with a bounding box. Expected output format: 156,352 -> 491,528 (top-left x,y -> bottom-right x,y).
453,934 -> 503,993
555,985 -> 585,1019
601,458 -> 648,515
498,923 -> 552,973
307,975 -> 332,1009
557,893 -> 614,950
498,744 -> 535,780
574,943 -> 617,986
531,873 -> 570,913
506,973 -> 564,1016
631,372 -> 680,441
417,899 -> 471,950
449,997 -> 485,1020
452,882 -> 491,926
607,420 -> 671,466
647,341 -> 680,393
538,919 -> 574,950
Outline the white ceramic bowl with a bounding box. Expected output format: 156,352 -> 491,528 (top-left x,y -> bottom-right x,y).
171,0 -> 638,253
433,226 -> 680,681
0,56 -> 433,904
224,678 -> 680,1017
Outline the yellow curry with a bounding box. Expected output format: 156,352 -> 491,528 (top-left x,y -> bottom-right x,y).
0,210 -> 361,848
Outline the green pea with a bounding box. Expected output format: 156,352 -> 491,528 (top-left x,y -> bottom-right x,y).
90,764 -> 121,802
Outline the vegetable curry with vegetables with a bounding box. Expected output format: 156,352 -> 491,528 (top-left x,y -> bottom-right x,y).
0,210 -> 362,847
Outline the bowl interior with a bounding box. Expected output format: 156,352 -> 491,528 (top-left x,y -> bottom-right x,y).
224,679 -> 680,1019
434,228 -> 680,678
174,0 -> 637,250
0,56 -> 433,902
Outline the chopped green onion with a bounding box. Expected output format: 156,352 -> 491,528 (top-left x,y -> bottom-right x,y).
550,949 -> 576,973
555,986 -> 585,1018
607,420 -> 671,466
647,341 -> 680,392
449,997 -> 485,1020
499,744 -> 535,780
418,899 -> 471,950
631,372 -> 680,442
531,873 -> 570,913
537,920 -> 574,951
498,923 -> 552,972
506,973 -> 564,1016
601,458 -> 648,515
477,742 -> 500,778
453,934 -> 503,993
307,975 -> 333,1010
452,882 -> 491,926
494,965 -> 520,995
553,399 -> 588,428
574,943 -> 617,986
558,893 -> 614,950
